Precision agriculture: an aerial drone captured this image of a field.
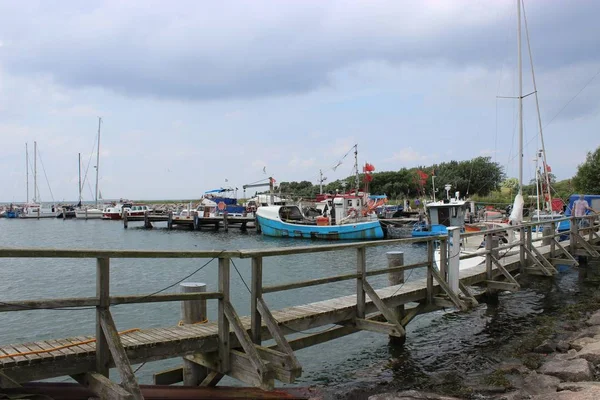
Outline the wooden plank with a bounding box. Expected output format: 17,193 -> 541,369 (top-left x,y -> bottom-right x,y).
433,296 -> 456,308
72,372 -> 133,400
352,318 -> 403,337
200,370 -> 224,387
574,232 -> 600,257
99,309 -> 143,400
362,281 -> 405,336
110,292 -> 222,305
459,282 -> 479,306
523,247 -> 554,276
550,258 -> 578,266
490,256 -> 520,285
485,281 -> 520,292
2,345 -> 28,365
0,348 -> 17,367
223,301 -> 268,380
0,248 -> 240,259
218,257 -> 231,373
96,257 -> 110,377
257,298 -> 301,372
251,256 -> 263,344
530,246 -> 558,274
262,272 -> 358,294
428,266 -> 468,311
356,247 -> 366,319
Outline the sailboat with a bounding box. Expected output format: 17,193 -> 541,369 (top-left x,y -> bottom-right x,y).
435,0 -> 556,270
20,141 -> 59,219
75,118 -> 104,219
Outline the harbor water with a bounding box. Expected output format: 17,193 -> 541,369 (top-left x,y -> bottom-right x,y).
0,218 -> 591,395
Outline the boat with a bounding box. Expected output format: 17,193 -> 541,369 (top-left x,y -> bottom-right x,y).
102,202 -> 132,220
19,142 -> 58,219
76,118 -> 104,220
127,205 -> 152,216
256,145 -> 384,240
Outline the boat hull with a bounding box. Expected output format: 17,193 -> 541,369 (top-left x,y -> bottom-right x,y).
75,210 -> 104,219
256,215 -> 384,240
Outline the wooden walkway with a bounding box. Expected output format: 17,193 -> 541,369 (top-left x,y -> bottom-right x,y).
1,216 -> 599,398
123,211 -> 255,231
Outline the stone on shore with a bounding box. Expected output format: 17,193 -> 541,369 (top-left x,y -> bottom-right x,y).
585,310 -> 600,326
538,358 -> 593,382
368,391 -> 462,400
576,340 -> 600,364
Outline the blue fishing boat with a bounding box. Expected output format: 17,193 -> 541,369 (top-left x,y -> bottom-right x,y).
411,195 -> 469,238
256,204 -> 384,240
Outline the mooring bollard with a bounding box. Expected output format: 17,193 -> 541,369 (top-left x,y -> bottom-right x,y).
387,251 -> 405,344
123,210 -> 128,229
180,282 -> 208,385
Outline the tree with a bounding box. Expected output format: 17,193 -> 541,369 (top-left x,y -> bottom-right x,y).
502,177 -> 520,198
572,146 -> 600,194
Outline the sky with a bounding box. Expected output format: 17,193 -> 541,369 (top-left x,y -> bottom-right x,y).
1,0 -> 599,202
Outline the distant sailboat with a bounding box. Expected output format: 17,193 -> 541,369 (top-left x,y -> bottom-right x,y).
75,117 -> 104,219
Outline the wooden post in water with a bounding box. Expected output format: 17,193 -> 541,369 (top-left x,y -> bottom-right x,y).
37,208 -> 40,219
439,236 -> 448,281
193,212 -> 199,231
251,257 -> 263,344
123,209 -> 128,229
447,227 -> 460,294
85,208 -> 88,220
144,211 -> 151,229
542,225 -> 553,247
96,258 -> 110,377
167,211 -> 173,230
526,226 -> 533,268
62,208 -> 66,220
485,233 -> 493,280
387,251 -> 405,344
426,240 -> 434,305
223,210 -> 229,232
180,282 -> 208,385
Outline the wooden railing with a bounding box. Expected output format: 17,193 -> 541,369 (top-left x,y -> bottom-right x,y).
0,215 -> 598,394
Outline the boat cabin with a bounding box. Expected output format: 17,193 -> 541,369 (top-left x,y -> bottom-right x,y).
425,197 -> 468,228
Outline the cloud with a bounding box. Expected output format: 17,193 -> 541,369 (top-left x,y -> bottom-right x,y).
2,1 -> 599,101
385,147 -> 428,164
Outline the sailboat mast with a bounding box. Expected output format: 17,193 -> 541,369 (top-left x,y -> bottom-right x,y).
25,143 -> 29,204
95,117 -> 101,208
517,0 -> 523,194
78,153 -> 82,205
33,141 -> 37,203
354,144 -> 359,195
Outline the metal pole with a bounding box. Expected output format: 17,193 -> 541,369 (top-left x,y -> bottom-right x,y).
95,117 -> 101,208
78,153 -> 82,206
34,141 -> 37,203
25,143 -> 29,204
517,0 -> 524,194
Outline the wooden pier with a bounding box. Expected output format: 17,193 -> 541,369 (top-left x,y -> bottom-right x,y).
0,216 -> 599,399
123,211 -> 256,231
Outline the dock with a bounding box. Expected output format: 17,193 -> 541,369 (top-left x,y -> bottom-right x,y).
122,211 -> 256,231
0,215 -> 598,399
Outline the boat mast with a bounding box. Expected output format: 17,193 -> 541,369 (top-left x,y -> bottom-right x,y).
33,141 -> 37,203
517,0 -> 523,196
354,144 -> 359,195
78,153 -> 82,206
95,117 -> 101,208
522,0 -> 552,212
25,143 -> 29,204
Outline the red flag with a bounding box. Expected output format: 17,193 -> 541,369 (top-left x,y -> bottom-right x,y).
417,170 -> 428,180
363,163 -> 375,172
544,164 -> 552,172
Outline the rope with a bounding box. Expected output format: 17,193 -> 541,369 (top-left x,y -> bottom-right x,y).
178,318 -> 208,327
0,328 -> 140,360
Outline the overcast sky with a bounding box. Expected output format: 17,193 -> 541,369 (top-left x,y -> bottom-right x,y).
1,0 -> 599,202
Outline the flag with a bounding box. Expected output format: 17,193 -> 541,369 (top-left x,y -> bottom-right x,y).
544,164 -> 552,172
416,170 -> 428,187
363,163 -> 375,172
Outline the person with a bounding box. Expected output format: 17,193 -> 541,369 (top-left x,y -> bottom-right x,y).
573,194 -> 597,227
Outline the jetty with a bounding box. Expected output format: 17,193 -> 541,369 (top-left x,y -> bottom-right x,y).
0,215 -> 598,399
122,211 -> 256,231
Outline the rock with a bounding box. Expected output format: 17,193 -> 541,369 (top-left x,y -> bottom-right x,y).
572,325 -> 600,340
538,358 -> 593,382
519,372 -> 561,395
585,310 -> 600,326
558,382 -> 600,391
577,340 -> 600,364
534,340 -> 557,354
497,362 -> 530,375
570,337 -> 599,351
532,387 -> 600,399
368,391 -> 462,400
557,340 -> 570,353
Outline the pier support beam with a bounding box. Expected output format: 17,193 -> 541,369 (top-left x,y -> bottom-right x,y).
387,251 -> 405,345
181,283 -> 208,386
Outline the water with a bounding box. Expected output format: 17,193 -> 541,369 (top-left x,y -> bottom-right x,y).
0,218 -> 592,394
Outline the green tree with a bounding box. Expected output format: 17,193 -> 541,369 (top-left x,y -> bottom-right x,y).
572,147 -> 600,193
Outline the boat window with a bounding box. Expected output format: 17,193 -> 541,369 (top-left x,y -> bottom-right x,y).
452,207 -> 457,218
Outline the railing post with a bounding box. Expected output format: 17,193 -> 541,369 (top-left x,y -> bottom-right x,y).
251,256 -> 263,345
218,257 -> 230,373
386,251 -> 404,313
589,215 -> 594,243
550,221 -> 556,257
447,228 -> 460,294
519,226 -> 526,272
439,237 -> 448,281
181,283 -> 208,385
485,233 -> 493,281
426,239 -> 433,305
96,257 -> 110,377
570,216 -> 578,253
356,247 -> 366,319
